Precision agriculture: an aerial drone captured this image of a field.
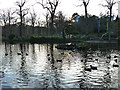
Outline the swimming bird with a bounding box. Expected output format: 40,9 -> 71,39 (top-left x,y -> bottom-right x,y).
90,65 -> 97,70
5,53 -> 8,56
113,64 -> 119,67
60,52 -> 64,55
26,53 -> 28,56
84,67 -> 91,72
114,59 -> 118,63
17,52 -> 21,55
88,57 -> 92,60
48,57 -> 51,61
69,52 -> 72,54
106,60 -> 110,63
81,59 -> 84,62
47,53 -> 50,56
114,55 -> 118,58
95,59 -> 98,62
107,55 -> 111,59
56,59 -> 62,62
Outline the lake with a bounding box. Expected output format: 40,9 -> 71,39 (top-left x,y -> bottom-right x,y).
0,42 -> 120,89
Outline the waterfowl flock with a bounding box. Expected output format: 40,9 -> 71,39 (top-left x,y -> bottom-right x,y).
81,54 -> 119,72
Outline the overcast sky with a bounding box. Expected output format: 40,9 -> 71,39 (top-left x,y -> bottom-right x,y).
0,0 -> 119,20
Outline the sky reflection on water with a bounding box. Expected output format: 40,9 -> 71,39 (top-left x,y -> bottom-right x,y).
0,43 -> 120,89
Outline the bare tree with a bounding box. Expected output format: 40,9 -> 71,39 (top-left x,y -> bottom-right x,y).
43,11 -> 50,36
7,9 -> 15,26
0,9 -> 15,37
15,0 -> 29,36
37,0 -> 59,35
0,10 -> 8,37
0,10 -> 8,26
30,9 -> 37,34
77,0 -> 90,18
101,0 -> 117,22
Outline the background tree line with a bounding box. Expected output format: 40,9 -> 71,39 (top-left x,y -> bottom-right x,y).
0,0 -> 119,41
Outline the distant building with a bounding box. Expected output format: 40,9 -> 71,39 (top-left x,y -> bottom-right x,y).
72,15 -> 80,22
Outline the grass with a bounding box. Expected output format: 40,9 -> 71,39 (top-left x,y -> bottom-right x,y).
2,33 -> 119,44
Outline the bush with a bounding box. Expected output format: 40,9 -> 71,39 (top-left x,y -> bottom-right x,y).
8,34 -> 15,40
29,36 -> 68,43
101,32 -> 114,40
80,35 -> 88,40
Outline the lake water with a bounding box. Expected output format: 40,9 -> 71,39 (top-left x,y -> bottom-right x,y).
0,42 -> 120,89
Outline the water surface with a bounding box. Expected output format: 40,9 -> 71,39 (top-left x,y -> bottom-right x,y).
0,43 -> 120,89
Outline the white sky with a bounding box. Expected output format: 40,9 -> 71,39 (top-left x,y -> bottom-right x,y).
0,0 -> 119,20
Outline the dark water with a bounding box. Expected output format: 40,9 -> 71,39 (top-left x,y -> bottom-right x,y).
0,42 -> 120,89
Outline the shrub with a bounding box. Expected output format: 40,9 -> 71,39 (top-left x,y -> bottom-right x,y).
8,34 -> 15,40
80,35 -> 88,40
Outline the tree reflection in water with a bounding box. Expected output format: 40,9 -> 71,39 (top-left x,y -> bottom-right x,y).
1,43 -> 120,88
17,44 -> 29,86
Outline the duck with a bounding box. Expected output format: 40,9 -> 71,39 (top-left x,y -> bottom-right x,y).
88,57 -> 92,60
5,53 -> 8,56
69,52 -> 72,54
17,52 -> 21,55
106,60 -> 110,63
114,59 -> 118,63
114,55 -> 118,58
81,59 -> 84,62
56,59 -> 62,62
47,53 -> 50,56
21,57 -> 25,60
60,52 -> 64,55
95,59 -> 98,62
107,55 -> 111,59
90,65 -> 97,70
113,64 -> 119,67
84,67 -> 91,72
26,53 -> 28,56
48,57 -> 51,61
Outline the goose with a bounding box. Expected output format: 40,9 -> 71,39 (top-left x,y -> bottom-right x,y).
113,64 -> 119,67
90,65 -> 97,70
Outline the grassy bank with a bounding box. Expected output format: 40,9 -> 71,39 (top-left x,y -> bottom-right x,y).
2,33 -> 119,44
2,35 -> 83,44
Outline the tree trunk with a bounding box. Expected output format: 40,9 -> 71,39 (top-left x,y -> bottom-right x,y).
85,5 -> 87,18
20,7 -> 22,37
110,7 -> 112,22
50,14 -> 54,35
